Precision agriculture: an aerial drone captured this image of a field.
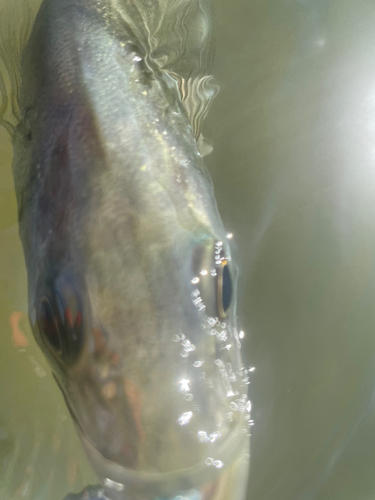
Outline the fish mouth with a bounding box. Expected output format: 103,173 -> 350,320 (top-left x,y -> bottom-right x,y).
78,424 -> 249,500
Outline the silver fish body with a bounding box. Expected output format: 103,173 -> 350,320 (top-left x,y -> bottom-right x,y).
11,0 -> 250,498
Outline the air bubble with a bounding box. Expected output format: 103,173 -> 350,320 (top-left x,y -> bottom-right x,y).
191,277 -> 200,284
184,393 -> 193,401
200,269 -> 208,276
179,379 -> 190,392
239,331 -> 245,339
217,331 -> 227,342
209,431 -> 221,443
214,359 -> 224,367
172,334 -> 181,342
193,361 -> 203,368
230,402 -> 238,411
198,431 -> 209,443
205,457 -> 215,466
246,400 -> 252,413
226,233 -> 233,239
249,367 -> 256,372
225,344 -> 232,350
214,460 -> 224,469
178,412 -> 193,425
207,317 -> 217,327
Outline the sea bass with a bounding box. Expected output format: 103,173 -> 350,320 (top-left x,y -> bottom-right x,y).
5,0 -> 250,498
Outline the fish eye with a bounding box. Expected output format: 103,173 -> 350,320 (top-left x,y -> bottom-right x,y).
217,261 -> 233,318
192,240 -> 234,320
39,297 -> 63,354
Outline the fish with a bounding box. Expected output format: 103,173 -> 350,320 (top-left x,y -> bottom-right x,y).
1,0 -> 250,498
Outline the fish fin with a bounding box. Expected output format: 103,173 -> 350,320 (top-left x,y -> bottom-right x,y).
149,0 -> 220,140
170,71 -> 220,142
197,133 -> 214,157
0,0 -> 33,136
115,0 -> 219,140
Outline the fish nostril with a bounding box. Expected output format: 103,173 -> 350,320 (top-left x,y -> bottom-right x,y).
36,274 -> 86,365
39,296 -> 63,354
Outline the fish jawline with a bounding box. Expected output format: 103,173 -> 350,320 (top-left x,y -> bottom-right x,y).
78,426 -> 249,498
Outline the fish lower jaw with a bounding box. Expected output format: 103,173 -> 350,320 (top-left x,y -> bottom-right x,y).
79,427 -> 250,500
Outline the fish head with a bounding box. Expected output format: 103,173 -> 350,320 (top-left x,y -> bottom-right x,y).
12,0 -> 250,496
31,218 -> 247,466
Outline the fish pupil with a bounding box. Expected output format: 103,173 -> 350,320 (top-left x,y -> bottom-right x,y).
221,264 -> 232,313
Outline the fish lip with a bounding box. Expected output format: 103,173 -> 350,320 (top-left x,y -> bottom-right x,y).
78,423 -> 249,497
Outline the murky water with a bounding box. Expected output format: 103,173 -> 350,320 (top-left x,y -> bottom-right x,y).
2,0 -> 375,499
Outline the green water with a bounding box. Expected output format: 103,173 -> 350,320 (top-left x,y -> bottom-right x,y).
2,0 -> 375,499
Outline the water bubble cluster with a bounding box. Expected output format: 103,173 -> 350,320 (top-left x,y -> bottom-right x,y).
191,288 -> 206,312
171,332 -> 196,358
